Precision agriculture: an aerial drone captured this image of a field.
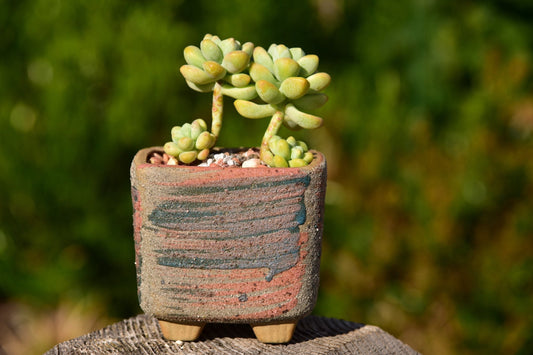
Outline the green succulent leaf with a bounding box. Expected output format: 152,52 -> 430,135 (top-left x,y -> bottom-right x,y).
272,155 -> 289,167
256,80 -> 285,104
253,46 -> 274,72
180,123 -> 191,137
219,84 -> 257,100
303,151 -> 314,163
195,131 -> 215,150
241,42 -> 254,57
293,93 -> 329,111
197,148 -> 210,161
180,65 -> 216,85
261,150 -> 275,166
268,44 -> 291,60
269,138 -> 291,161
202,61 -> 226,81
288,158 -> 307,167
184,80 -> 215,93
171,126 -> 183,142
200,38 -> 224,62
177,136 -> 194,151
222,50 -> 250,74
284,103 -> 323,129
224,73 -> 251,87
179,151 -> 198,164
219,38 -> 240,56
298,54 -> 319,77
307,72 -> 331,91
291,146 -> 304,160
204,33 -> 221,44
279,77 -> 310,100
183,45 -> 206,68
286,136 -> 297,146
249,63 -> 278,85
274,58 -> 300,81
164,142 -> 182,156
190,118 -> 208,140
297,140 -> 309,151
289,47 -> 305,61
193,118 -> 208,131
234,100 -> 277,119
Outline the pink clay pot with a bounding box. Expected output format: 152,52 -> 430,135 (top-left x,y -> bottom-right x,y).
130,147 -> 327,342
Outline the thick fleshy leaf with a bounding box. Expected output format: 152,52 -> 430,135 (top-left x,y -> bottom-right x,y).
202,61 -> 226,81
249,63 -> 278,84
196,131 -> 215,150
268,44 -> 290,60
284,103 -> 323,129
241,42 -> 254,57
298,54 -> 319,77
180,65 -> 216,85
197,148 -> 210,161
184,80 -> 215,93
274,58 -> 300,81
253,46 -> 274,72
289,47 -> 305,61
192,118 -> 208,131
219,38 -> 239,55
291,146 -> 304,160
219,84 -> 257,100
279,77 -> 310,100
177,137 -> 194,151
234,100 -> 276,119
183,46 -> 206,68
293,93 -> 329,110
224,73 -> 251,87
204,33 -> 221,44
164,142 -> 182,157
307,72 -> 331,91
289,158 -> 307,167
222,51 -> 250,73
256,80 -> 285,104
200,39 -> 223,62
171,126 -> 183,142
179,151 -> 197,164
272,155 -> 289,167
269,138 -> 291,161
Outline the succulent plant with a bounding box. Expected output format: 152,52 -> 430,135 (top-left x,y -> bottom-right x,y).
179,34 -> 255,140
164,118 -> 216,164
232,44 -> 331,166
264,135 -> 314,168
166,35 -> 330,167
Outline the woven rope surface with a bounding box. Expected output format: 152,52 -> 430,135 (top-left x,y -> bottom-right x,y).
45,314 -> 420,354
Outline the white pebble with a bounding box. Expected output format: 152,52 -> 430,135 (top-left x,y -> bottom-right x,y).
242,158 -> 262,168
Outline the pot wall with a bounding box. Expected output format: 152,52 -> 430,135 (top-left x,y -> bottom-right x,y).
131,147 -> 327,324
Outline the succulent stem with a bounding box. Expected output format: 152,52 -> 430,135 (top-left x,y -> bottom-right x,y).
211,82 -> 223,139
260,110 -> 284,161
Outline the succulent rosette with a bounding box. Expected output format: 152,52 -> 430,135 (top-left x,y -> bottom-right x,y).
176,34 -> 256,158
164,118 -> 216,164
163,35 -> 331,167
179,34 -> 256,100
232,44 -> 331,166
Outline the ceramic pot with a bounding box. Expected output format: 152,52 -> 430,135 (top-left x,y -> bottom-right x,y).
130,147 -> 327,343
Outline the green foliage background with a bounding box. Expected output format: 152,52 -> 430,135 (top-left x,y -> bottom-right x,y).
1,0 -> 532,353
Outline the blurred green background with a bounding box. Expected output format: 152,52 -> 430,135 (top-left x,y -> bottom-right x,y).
1,0 -> 532,354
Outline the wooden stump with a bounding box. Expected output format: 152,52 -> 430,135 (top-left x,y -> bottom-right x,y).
45,314 -> 420,354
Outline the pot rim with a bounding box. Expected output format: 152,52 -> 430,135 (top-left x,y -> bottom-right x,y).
133,146 -> 325,171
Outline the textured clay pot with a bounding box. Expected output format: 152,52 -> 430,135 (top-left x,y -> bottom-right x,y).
130,147 -> 327,343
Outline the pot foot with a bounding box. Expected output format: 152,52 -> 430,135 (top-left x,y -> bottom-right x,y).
158,320 -> 205,341
251,321 -> 298,343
